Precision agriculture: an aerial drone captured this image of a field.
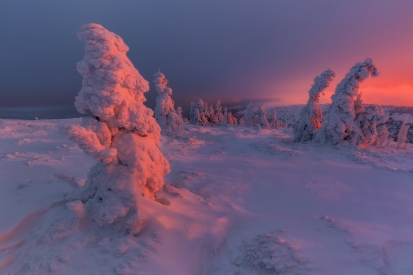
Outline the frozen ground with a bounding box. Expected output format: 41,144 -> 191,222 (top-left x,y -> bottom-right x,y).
0,118 -> 413,274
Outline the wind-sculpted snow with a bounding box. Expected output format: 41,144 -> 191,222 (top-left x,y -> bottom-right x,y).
153,71 -> 183,136
316,59 -> 381,145
294,69 -> 335,142
234,233 -> 307,274
66,24 -> 170,234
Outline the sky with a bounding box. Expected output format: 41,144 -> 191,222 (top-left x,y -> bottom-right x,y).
0,0 -> 412,118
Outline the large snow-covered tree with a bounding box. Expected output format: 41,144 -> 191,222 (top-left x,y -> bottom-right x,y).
153,71 -> 183,136
66,24 -> 170,234
294,69 -> 335,142
315,58 -> 379,145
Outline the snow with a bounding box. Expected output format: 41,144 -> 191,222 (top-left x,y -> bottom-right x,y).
1,117 -> 413,274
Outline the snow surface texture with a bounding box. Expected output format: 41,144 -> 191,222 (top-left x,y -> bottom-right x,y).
2,118 -> 413,274
153,71 -> 183,137
294,69 -> 335,142
67,23 -> 170,234
316,58 -> 381,145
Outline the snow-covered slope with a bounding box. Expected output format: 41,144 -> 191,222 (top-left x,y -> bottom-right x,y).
1,118 -> 413,274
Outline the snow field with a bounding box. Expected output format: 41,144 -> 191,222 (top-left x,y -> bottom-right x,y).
1,119 -> 413,274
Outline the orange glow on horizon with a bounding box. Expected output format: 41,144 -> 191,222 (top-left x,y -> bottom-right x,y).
318,84 -> 413,107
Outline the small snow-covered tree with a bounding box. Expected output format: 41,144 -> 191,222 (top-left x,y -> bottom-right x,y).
355,105 -> 387,145
212,100 -> 224,125
378,124 -> 390,147
397,115 -> 410,149
190,99 -> 210,125
176,106 -> 183,120
315,58 -> 379,145
256,104 -> 269,128
227,111 -> 237,125
270,110 -> 280,129
220,107 -> 228,126
243,103 -> 256,127
66,24 -> 170,234
153,72 -> 183,136
294,69 -> 335,142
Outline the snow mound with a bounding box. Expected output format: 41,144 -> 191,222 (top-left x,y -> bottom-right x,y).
234,232 -> 307,274
381,241 -> 413,275
252,141 -> 300,159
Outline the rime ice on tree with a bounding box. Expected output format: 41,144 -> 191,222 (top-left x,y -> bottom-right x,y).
397,115 -> 410,149
271,110 -> 279,129
315,59 -> 379,145
213,101 -> 224,125
190,99 -> 210,125
67,24 -> 170,234
294,69 -> 335,142
355,105 -> 387,145
220,107 -> 228,126
153,71 -> 183,136
243,103 -> 256,127
243,103 -> 269,128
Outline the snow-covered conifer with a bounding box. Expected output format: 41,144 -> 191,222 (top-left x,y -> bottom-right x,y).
220,107 -> 228,126
67,24 -> 170,234
294,69 -> 335,142
153,71 -> 183,136
243,103 -> 256,127
315,58 -> 379,145
355,105 -> 387,145
271,110 -> 279,129
256,104 -> 269,128
190,99 -> 210,125
397,115 -> 410,149
176,106 -> 183,120
227,111 -> 237,125
212,100 -> 224,125
378,125 -> 390,147
207,104 -> 215,123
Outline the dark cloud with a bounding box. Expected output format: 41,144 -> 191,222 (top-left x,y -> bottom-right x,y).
0,0 -> 412,118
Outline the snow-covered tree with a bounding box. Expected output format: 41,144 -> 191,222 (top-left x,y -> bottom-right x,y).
256,104 -> 270,128
397,115 -> 410,149
315,58 -> 379,145
212,100 -> 224,125
176,106 -> 183,120
294,69 -> 335,142
66,24 -> 170,234
243,103 -> 269,128
227,111 -> 237,125
355,105 -> 387,145
220,107 -> 228,126
243,103 -> 256,127
153,71 -> 183,136
190,99 -> 210,126
270,110 -> 280,129
378,125 -> 390,147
